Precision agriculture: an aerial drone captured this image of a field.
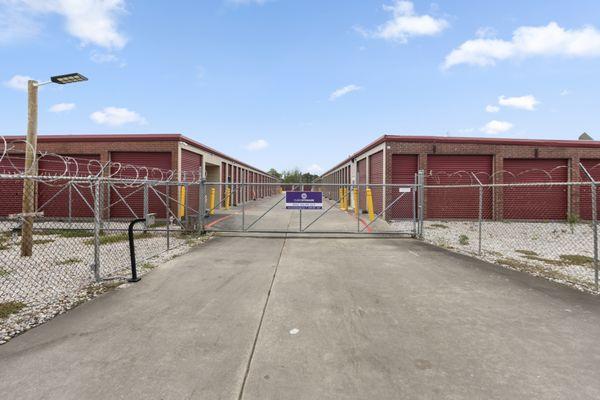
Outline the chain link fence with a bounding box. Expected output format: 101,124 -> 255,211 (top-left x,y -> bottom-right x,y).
407,169 -> 599,292
0,174 -> 203,341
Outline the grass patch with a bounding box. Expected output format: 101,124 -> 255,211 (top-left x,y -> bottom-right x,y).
84,232 -> 153,246
458,234 -> 469,246
140,262 -> 157,270
522,255 -> 565,266
56,257 -> 82,266
496,258 -> 531,269
430,223 -> 449,229
559,254 -> 595,265
0,301 -> 25,319
0,233 -> 11,250
0,268 -> 10,277
36,229 -> 94,238
515,249 -> 539,257
516,253 -> 594,267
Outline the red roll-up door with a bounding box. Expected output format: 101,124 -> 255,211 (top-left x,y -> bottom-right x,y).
0,154 -> 25,216
503,159 -> 568,220
109,152 -> 171,219
427,155 -> 493,219
390,154 -> 418,219
37,154 -> 101,218
357,158 -> 367,210
181,150 -> 202,217
580,159 -> 600,220
369,151 -> 384,214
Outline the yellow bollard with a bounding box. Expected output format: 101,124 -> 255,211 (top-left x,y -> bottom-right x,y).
344,188 -> 349,210
353,188 -> 359,216
209,187 -> 216,215
339,188 -> 345,210
340,188 -> 348,211
366,187 -> 375,222
179,186 -> 186,218
225,187 -> 231,210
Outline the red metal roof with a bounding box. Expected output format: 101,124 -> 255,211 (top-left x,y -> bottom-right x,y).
322,134 -> 600,176
1,133 -> 273,176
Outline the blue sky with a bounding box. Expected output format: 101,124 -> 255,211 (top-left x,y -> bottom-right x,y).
1,0 -> 600,173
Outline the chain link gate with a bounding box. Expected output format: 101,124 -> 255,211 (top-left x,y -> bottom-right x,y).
200,178 -> 424,237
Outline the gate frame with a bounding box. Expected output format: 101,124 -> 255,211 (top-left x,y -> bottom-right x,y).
201,180 -> 423,237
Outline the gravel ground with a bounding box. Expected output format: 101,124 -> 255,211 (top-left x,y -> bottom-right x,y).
0,221 -> 207,345
393,219 -> 598,292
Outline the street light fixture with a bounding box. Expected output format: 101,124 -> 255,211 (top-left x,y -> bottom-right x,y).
49,73 -> 88,85
21,72 -> 88,257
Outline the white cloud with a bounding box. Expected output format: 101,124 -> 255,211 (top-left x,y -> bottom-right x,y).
481,120 -> 513,134
0,3 -> 40,44
305,164 -> 323,175
1,0 -> 128,49
3,74 -> 32,91
485,105 -> 500,113
358,0 -> 448,43
475,26 -> 497,39
90,107 -> 146,126
444,22 -> 600,69
49,102 -> 75,112
560,89 -> 571,96
498,95 -> 539,111
245,139 -> 269,151
329,84 -> 362,101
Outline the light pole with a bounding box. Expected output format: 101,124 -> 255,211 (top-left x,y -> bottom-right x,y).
20,73 -> 88,257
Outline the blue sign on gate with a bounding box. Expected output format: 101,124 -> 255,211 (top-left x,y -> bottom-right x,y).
285,191 -> 323,209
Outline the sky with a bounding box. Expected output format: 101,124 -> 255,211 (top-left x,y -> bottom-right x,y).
1,0 -> 600,174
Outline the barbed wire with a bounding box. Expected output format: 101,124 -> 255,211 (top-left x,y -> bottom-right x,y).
0,136 -> 200,184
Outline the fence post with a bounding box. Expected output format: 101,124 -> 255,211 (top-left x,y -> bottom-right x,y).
592,180 -> 598,291
198,178 -> 206,234
412,173 -> 417,237
241,176 -> 246,231
471,172 -> 484,256
93,178 -> 101,282
143,181 -> 149,229
478,185 -> 483,256
417,170 -> 425,238
68,181 -> 72,226
165,184 -> 170,251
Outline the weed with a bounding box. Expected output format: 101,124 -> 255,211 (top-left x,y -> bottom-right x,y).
140,262 -> 157,270
567,213 -> 580,233
496,258 -> 531,269
84,232 -> 153,246
515,249 -> 539,257
56,257 -> 81,266
0,268 -> 10,277
559,254 -> 594,265
430,223 -> 449,229
36,229 -> 94,238
0,233 -> 11,250
522,255 -> 564,266
458,234 -> 469,246
0,301 -> 25,319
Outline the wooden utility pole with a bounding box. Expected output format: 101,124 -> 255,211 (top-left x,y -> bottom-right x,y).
20,80 -> 38,257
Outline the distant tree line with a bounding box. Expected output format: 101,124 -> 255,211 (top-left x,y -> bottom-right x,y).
267,168 -> 319,183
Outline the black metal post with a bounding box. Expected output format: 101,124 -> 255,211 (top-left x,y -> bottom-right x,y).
128,218 -> 146,282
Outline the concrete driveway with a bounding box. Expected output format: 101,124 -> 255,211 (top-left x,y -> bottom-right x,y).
1,198 -> 600,399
